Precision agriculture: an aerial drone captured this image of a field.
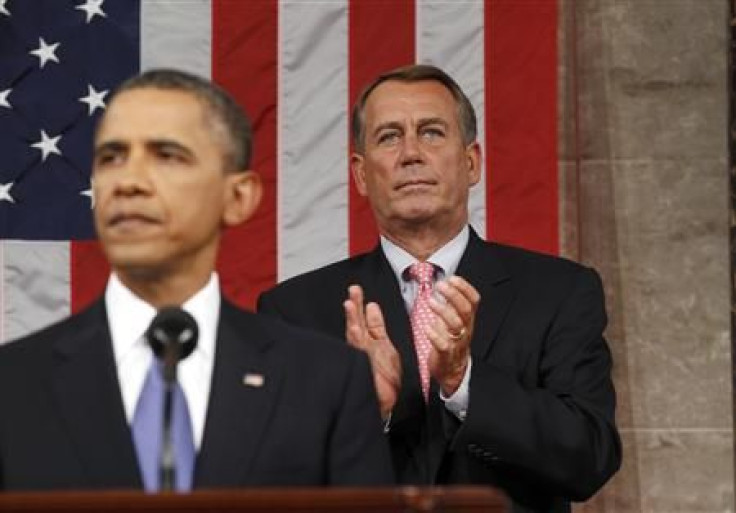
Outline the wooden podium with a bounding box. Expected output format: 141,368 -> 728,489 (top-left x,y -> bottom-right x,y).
0,487 -> 507,512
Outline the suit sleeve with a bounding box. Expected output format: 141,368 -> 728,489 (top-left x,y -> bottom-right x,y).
327,350 -> 395,485
457,267 -> 621,500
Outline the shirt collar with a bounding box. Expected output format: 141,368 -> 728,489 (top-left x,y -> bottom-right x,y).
380,225 -> 470,282
106,273 -> 221,365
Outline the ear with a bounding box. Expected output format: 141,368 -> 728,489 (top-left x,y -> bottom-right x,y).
350,152 -> 369,197
222,170 -> 262,227
465,141 -> 482,187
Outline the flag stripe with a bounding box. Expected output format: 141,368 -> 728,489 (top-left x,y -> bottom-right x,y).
5,241 -> 70,341
278,1 -> 350,282
485,0 -> 558,254
140,0 -> 212,77
416,0 -> 487,239
213,0 -> 278,307
348,0 -> 415,256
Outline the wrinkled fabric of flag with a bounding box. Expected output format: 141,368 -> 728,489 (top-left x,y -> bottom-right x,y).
0,0 -> 558,343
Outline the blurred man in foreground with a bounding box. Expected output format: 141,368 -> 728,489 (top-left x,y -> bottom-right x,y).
0,69 -> 392,491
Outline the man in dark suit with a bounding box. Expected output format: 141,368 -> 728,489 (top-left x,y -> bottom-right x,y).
258,64 -> 622,512
0,69 -> 392,491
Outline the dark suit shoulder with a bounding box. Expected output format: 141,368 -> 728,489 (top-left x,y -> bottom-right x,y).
482,240 -> 602,291
222,299 -> 359,362
0,300 -> 105,362
256,253 -> 377,337
487,241 -> 591,274
261,253 -> 370,296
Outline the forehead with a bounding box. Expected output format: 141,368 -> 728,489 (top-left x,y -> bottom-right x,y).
96,88 -> 209,141
363,80 -> 458,126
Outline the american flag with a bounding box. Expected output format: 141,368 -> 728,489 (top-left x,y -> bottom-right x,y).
0,0 -> 558,343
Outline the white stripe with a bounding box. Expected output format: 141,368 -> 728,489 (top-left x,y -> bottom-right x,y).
278,1 -> 349,281
0,242 -> 4,343
2,241 -> 70,343
140,0 -> 212,78
417,0 -> 487,238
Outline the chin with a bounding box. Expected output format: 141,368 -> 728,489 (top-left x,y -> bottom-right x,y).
105,246 -> 167,275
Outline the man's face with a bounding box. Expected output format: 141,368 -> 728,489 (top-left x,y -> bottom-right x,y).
92,88 -> 254,279
351,80 -> 480,236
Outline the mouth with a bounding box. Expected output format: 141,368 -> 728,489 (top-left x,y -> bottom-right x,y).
394,179 -> 437,191
107,212 -> 160,231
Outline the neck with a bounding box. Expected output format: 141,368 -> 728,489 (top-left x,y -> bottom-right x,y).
381,221 -> 465,261
115,267 -> 213,309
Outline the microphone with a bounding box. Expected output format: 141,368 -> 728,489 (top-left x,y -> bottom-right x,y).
145,307 -> 199,492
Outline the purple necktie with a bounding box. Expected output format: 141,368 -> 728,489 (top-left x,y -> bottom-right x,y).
131,360 -> 195,492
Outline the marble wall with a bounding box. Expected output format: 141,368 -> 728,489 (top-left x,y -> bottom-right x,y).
558,1 -> 733,511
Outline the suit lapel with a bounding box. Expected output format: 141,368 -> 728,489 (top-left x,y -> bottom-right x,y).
51,300 -> 141,488
456,230 -> 515,360
195,300 -> 283,488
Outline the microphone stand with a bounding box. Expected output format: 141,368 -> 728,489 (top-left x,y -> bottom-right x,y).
146,307 -> 198,493
160,340 -> 181,492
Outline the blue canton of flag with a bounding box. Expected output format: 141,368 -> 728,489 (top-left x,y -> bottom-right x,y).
0,0 -> 139,239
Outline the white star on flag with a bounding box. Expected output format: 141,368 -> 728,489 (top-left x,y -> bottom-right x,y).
30,38 -> 61,69
79,85 -> 108,115
0,89 -> 11,109
76,0 -> 106,24
80,187 -> 94,208
31,130 -> 62,161
0,0 -> 9,16
0,183 -> 14,204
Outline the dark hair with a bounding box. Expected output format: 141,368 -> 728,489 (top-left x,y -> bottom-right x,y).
351,64 -> 477,152
106,68 -> 252,171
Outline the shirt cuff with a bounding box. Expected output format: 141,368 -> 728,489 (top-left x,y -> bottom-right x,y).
439,357 -> 471,421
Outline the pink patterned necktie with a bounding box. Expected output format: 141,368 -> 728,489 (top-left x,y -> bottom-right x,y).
408,261 -> 436,401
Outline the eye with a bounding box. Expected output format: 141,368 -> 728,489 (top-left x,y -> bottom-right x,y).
156,146 -> 188,164
420,127 -> 445,141
376,130 -> 401,146
94,149 -> 124,169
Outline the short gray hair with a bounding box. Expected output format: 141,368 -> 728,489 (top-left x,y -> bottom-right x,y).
351,64 -> 477,152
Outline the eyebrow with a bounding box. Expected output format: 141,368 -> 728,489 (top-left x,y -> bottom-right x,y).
416,117 -> 449,129
371,121 -> 403,139
94,140 -> 126,156
94,139 -> 193,157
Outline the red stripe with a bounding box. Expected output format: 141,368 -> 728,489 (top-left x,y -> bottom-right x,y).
485,0 -> 558,255
348,0 -> 415,256
213,0 -> 278,309
70,240 -> 109,313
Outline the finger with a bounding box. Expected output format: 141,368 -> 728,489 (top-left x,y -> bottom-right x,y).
346,285 -> 367,324
447,276 -> 481,308
435,280 -> 474,324
344,284 -> 368,349
365,302 -> 390,344
424,322 -> 449,353
428,295 -> 465,335
343,300 -> 366,349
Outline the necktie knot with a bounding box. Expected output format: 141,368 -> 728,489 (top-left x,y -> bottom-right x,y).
408,261 -> 435,287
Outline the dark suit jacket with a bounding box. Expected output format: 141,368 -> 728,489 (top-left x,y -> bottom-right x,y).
0,297 -> 393,490
258,229 -> 622,512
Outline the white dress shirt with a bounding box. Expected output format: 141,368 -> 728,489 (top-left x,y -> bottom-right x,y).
380,226 -> 472,420
106,273 -> 220,450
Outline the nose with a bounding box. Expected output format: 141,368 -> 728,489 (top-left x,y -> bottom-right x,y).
400,133 -> 423,167
111,153 -> 154,197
